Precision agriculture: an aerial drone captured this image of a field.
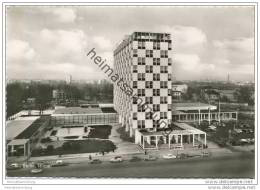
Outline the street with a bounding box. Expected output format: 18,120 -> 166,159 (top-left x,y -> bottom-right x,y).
7,152 -> 254,178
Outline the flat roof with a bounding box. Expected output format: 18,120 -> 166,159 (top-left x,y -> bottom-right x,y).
173,102 -> 217,111
15,116 -> 50,139
7,139 -> 29,146
141,122 -> 205,136
6,116 -> 39,141
54,107 -> 103,114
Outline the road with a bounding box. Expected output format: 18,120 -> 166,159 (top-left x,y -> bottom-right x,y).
7,153 -> 254,178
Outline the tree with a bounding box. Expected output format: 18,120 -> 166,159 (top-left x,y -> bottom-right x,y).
35,84 -> 52,114
6,83 -> 25,118
234,86 -> 254,105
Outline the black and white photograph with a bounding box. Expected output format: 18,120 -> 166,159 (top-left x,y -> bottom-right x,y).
1,1 -> 258,189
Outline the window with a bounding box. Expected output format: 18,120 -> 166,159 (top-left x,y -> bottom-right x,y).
160,112 -> 167,119
138,57 -> 145,65
153,41 -> 160,50
133,97 -> 138,104
138,73 -> 145,81
138,120 -> 145,129
133,49 -> 138,57
133,65 -> 138,73
138,41 -> 145,49
153,104 -> 160,112
168,104 -> 172,111
133,113 -> 137,120
145,81 -> 153,88
153,58 -> 160,66
160,50 -> 168,58
133,81 -> 137,88
138,89 -> 145,96
160,66 -> 168,73
153,89 -> 160,96
168,74 -> 172,81
146,50 -> 153,58
160,81 -> 167,88
153,73 -> 160,81
153,120 -> 160,128
145,97 -> 153,104
145,112 -> 153,119
160,97 -> 168,104
168,58 -> 172,66
168,42 -> 172,50
168,89 -> 172,96
138,105 -> 146,112
145,65 -> 153,73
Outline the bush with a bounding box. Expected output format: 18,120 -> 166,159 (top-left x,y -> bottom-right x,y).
116,127 -> 135,142
46,145 -> 54,153
40,137 -> 52,143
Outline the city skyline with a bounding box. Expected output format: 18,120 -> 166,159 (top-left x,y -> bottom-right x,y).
7,6 -> 254,82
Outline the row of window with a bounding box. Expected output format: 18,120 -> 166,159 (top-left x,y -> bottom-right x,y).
134,112 -> 168,120
136,58 -> 172,66
135,87 -> 171,95
133,96 -> 169,104
133,50 -> 169,58
133,66 -> 169,74
137,41 -> 172,50
136,116 -> 170,128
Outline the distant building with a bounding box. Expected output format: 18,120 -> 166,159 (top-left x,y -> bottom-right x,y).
201,89 -> 220,102
52,89 -> 66,101
217,89 -> 237,102
172,84 -> 188,100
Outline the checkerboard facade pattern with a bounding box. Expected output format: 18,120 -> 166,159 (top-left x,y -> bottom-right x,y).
114,32 -> 172,141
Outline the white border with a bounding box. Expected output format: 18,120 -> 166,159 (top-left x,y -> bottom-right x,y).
0,0 -> 258,188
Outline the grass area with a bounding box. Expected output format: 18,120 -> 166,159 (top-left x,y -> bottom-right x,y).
116,127 -> 134,143
31,139 -> 116,157
87,125 -> 112,139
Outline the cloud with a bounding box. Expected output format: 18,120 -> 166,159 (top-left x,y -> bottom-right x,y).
52,8 -> 77,23
39,28 -> 88,60
7,39 -> 36,61
213,37 -> 254,52
174,53 -> 216,80
161,25 -> 207,52
93,36 -> 113,50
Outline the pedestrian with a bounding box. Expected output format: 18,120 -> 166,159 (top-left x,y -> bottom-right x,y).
144,150 -> 147,155
89,155 -> 92,160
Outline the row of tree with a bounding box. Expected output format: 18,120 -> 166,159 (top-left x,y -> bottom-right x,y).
6,80 -> 114,118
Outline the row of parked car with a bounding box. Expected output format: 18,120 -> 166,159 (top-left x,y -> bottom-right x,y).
90,152 -> 210,164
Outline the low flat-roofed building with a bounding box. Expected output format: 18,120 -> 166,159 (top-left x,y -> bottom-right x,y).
135,122 -> 206,150
6,115 -> 51,160
51,104 -> 118,125
173,102 -> 217,111
172,102 -> 237,123
7,139 -> 30,158
6,116 -> 39,141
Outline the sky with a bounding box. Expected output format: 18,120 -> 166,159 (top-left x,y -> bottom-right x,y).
6,6 -> 255,82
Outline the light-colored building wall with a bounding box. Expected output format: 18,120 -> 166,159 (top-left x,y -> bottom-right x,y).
114,32 -> 172,142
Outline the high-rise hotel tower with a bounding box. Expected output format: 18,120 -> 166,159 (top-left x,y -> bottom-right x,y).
113,32 -> 172,143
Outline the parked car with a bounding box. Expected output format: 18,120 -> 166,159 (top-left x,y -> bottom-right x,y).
129,156 -> 142,162
30,168 -> 43,174
110,156 -> 123,163
201,151 -> 210,157
163,154 -> 177,159
144,155 -> 157,161
176,153 -> 188,159
7,163 -> 22,170
52,160 -> 69,167
90,159 -> 102,164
